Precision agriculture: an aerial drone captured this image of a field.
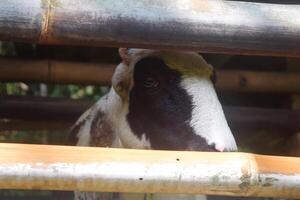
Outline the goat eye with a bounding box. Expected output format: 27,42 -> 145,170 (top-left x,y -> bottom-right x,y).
143,77 -> 159,88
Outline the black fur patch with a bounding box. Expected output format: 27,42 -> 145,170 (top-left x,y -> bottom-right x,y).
127,57 -> 217,151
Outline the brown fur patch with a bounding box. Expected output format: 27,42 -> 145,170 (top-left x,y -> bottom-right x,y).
90,111 -> 114,147
67,119 -> 86,146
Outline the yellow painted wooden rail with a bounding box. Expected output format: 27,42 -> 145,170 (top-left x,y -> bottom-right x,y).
0,143 -> 299,198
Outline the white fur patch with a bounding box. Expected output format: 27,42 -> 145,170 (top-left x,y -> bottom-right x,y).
181,77 -> 237,152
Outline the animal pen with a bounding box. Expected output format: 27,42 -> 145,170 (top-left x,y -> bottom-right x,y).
0,0 -> 300,199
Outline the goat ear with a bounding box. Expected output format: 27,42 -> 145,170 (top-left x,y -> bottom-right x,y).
112,63 -> 131,100
119,48 -> 130,65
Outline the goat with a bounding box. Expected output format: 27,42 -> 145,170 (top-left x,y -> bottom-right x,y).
68,48 -> 237,200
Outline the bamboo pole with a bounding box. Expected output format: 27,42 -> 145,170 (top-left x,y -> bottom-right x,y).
217,70 -> 300,94
1,1 -> 300,57
0,58 -> 114,85
0,143 -> 299,198
1,58 -> 300,93
1,95 -> 300,132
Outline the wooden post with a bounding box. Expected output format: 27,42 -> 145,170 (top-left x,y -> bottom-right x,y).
1,0 -> 300,57
0,143 -> 299,198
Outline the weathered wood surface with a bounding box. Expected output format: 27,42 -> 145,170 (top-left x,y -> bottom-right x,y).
0,143 -> 299,198
0,96 -> 299,132
0,0 -> 300,57
1,58 -> 300,93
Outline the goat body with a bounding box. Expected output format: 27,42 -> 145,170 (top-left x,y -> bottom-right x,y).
68,49 -> 237,200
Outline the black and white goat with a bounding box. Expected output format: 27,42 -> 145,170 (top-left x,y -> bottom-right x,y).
68,48 -> 237,200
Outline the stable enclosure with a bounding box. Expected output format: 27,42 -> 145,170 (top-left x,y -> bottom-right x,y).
0,0 -> 300,199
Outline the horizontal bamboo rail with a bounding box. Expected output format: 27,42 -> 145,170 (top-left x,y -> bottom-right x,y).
1,96 -> 299,132
1,1 -> 300,57
1,58 -> 300,93
217,70 -> 300,94
0,58 -> 114,85
0,143 -> 299,198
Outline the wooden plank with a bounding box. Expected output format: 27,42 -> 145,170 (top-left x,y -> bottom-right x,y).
1,96 -> 299,132
0,1 -> 300,57
0,143 -> 299,198
1,58 -> 300,93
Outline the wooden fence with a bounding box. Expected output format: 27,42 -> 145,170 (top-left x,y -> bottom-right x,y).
0,0 -> 300,198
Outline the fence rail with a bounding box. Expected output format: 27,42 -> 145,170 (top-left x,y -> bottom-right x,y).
1,95 -> 299,132
1,58 -> 300,93
0,143 -> 299,198
1,0 -> 300,57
